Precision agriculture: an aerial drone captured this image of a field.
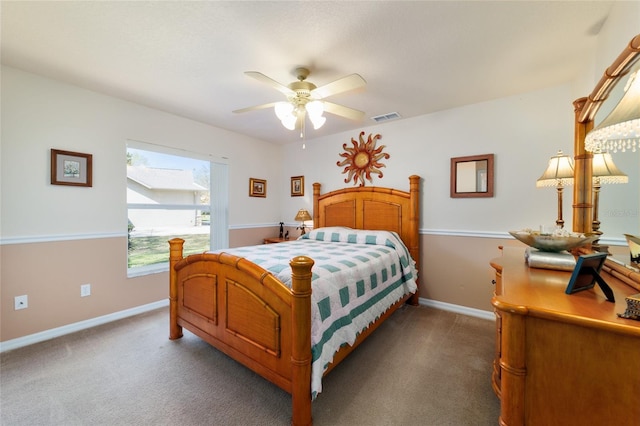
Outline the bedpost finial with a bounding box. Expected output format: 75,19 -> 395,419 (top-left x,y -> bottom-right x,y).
169,238 -> 185,259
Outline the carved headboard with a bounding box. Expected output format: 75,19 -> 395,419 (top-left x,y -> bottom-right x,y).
312,175 -> 420,267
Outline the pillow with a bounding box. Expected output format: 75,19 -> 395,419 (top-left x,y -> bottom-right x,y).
301,227 -> 398,247
301,227 -> 417,278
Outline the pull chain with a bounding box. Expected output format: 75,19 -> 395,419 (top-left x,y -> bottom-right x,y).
300,114 -> 306,149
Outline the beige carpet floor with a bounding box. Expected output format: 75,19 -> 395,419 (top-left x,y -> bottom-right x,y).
1,305 -> 500,425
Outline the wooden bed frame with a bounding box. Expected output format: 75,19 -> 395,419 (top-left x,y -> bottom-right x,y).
168,175 -> 420,426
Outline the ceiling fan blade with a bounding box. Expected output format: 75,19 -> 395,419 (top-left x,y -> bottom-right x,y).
311,74 -> 366,99
323,101 -> 366,121
244,71 -> 295,96
232,102 -> 279,114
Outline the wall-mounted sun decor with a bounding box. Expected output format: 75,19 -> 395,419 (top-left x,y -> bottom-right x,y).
337,132 -> 390,187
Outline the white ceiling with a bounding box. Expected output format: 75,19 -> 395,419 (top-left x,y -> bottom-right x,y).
1,1 -> 614,145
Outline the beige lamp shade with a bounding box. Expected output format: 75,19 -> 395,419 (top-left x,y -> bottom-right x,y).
294,208 -> 312,235
294,209 -> 312,222
536,150 -> 575,229
536,150 -> 575,187
585,69 -> 640,153
591,151 -> 629,184
590,150 -> 628,244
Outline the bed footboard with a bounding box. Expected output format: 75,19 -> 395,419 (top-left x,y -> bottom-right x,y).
169,238 -> 314,426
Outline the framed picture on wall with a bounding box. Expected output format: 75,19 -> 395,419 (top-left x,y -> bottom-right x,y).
51,149 -> 93,187
291,176 -> 304,196
249,178 -> 267,197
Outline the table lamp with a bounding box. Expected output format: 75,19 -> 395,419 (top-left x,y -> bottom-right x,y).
536,150 -> 575,229
591,150 -> 628,252
294,208 -> 312,235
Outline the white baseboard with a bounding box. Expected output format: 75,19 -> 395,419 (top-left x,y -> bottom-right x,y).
0,299 -> 169,353
418,297 -> 495,321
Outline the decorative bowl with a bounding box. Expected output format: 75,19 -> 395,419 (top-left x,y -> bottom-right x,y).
509,231 -> 598,252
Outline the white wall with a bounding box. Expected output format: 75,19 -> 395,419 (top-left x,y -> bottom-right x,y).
281,83 -> 578,236
1,66 -> 285,243
3,4 -> 636,243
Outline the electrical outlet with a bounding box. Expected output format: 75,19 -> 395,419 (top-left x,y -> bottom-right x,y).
80,284 -> 91,297
14,295 -> 28,310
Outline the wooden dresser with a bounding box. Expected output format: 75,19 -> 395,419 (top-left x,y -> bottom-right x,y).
490,247 -> 640,426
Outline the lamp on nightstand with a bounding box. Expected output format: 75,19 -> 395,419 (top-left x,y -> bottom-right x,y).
536,150 -> 575,229
294,209 -> 312,235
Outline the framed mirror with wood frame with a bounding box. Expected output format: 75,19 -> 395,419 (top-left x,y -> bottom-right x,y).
573,33 -> 640,288
450,153 -> 494,198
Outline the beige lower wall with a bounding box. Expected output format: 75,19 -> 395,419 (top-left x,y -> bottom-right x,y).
0,226 -> 305,343
1,237 -> 167,342
420,235 -> 514,312
229,225 -> 299,247
1,230 -> 632,344
419,235 -> 633,312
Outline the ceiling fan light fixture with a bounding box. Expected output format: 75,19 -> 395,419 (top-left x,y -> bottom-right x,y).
281,114 -> 297,130
306,100 -> 326,129
275,101 -> 294,121
305,100 -> 324,118
237,68 -> 366,139
310,115 -> 326,130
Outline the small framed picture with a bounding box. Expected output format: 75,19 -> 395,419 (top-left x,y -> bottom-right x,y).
565,252 -> 614,302
51,149 -> 93,187
249,178 -> 267,197
291,176 -> 304,197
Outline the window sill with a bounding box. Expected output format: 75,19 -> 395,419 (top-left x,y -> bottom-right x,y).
127,262 -> 169,278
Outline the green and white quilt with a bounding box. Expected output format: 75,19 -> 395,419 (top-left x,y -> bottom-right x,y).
215,227 -> 418,398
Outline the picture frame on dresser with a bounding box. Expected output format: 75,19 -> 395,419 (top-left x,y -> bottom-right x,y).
565,252 -> 614,302
51,149 -> 93,187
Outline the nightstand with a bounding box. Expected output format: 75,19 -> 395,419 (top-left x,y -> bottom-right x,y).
263,237 -> 288,244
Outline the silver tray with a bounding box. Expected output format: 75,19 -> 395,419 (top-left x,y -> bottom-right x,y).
509,231 -> 598,252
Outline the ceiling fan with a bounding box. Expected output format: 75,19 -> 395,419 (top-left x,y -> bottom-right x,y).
233,67 -> 366,138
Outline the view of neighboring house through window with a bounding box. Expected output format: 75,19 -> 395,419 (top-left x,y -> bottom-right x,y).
126,142 -> 228,276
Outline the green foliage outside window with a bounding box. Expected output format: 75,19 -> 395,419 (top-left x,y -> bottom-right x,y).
127,233 -> 210,268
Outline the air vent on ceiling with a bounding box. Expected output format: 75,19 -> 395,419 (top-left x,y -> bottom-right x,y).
370,112 -> 401,123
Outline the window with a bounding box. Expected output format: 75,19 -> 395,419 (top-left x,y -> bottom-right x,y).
126,141 -> 228,276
